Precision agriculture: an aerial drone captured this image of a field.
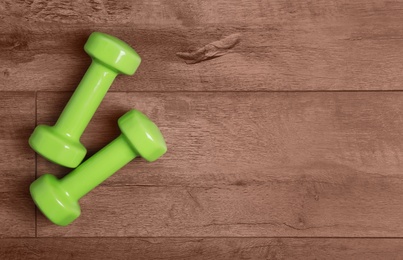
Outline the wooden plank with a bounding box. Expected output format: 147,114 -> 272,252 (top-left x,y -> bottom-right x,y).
2,0 -> 403,91
2,0 -> 395,25
0,92 -> 36,237
36,92 -> 403,237
1,238 -> 403,260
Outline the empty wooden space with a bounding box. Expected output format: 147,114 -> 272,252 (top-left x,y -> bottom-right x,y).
0,93 -> 35,237
2,238 -> 403,259
1,0 -> 403,259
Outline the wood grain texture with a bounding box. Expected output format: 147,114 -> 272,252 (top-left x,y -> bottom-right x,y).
2,0 -> 403,91
36,91 -> 403,237
3,1 -> 403,257
0,92 -> 36,237
2,238 -> 403,260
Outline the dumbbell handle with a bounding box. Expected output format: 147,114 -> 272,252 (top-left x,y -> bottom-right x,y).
60,134 -> 138,200
54,61 -> 118,139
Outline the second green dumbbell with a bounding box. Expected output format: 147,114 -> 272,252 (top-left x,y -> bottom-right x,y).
29,32 -> 141,168
30,110 -> 167,226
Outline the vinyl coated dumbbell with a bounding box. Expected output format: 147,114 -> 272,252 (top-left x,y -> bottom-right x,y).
29,32 -> 141,168
30,110 -> 167,226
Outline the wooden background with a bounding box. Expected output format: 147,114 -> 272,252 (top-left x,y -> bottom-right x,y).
2,0 -> 403,259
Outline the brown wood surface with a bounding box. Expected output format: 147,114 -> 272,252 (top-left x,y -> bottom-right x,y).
0,92 -> 35,237
2,238 -> 403,260
2,0 -> 403,258
2,0 -> 403,91
35,92 -> 403,237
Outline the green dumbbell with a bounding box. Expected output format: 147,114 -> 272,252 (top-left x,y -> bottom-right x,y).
30,110 -> 167,226
29,32 -> 141,168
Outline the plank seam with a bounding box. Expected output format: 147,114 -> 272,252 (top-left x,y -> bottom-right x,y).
11,236 -> 403,239
34,91 -> 37,238
32,90 -> 403,94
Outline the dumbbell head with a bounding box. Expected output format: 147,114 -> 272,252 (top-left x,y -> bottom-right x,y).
30,174 -> 80,226
29,125 -> 86,168
118,110 -> 167,162
84,32 -> 141,75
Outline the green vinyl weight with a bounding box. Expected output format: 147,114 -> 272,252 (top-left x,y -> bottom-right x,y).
29,32 -> 141,168
30,110 -> 167,226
